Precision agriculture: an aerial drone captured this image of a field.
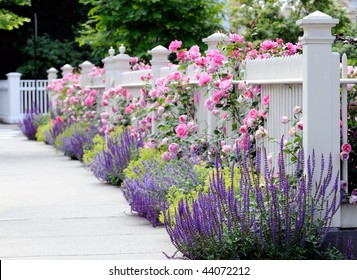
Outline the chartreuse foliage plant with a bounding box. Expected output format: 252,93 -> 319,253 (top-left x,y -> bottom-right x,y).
122,155 -> 208,227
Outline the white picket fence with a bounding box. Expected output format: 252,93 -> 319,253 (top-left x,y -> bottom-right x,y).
44,11 -> 357,227
20,80 -> 49,114
0,74 -> 49,123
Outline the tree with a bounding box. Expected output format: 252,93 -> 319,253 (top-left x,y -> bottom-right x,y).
0,0 -> 92,78
77,0 -> 226,59
229,0 -> 351,44
0,0 -> 31,30
16,33 -> 98,78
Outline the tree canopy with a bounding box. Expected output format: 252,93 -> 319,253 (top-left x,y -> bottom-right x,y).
0,0 -> 31,30
230,0 -> 351,44
77,0 -> 226,58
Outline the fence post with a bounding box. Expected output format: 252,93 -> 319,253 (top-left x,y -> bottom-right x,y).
61,64 -> 73,77
113,44 -> 131,85
202,32 -> 229,136
79,61 -> 94,88
102,46 -> 116,90
149,45 -> 170,134
297,11 -> 341,227
6,72 -> 22,123
46,67 -> 58,110
47,67 -> 58,83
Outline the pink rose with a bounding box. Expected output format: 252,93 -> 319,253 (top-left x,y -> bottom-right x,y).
222,145 -> 232,154
222,112 -> 228,120
188,45 -> 201,60
240,125 -> 248,134
219,79 -> 233,92
262,95 -> 270,105
260,40 -> 278,51
248,109 -> 258,119
297,120 -> 303,131
157,106 -> 165,115
56,116 -> 62,123
179,115 -> 187,123
229,33 -> 245,43
162,152 -> 171,161
198,73 -> 212,86
171,71 -> 182,81
341,143 -> 352,154
280,116 -> 289,124
238,81 -> 246,91
176,50 -> 188,61
205,98 -> 214,111
176,123 -> 189,139
293,106 -> 302,115
102,100 -> 109,107
187,121 -> 198,133
168,143 -> 179,154
168,40 -> 182,52
100,112 -> 110,119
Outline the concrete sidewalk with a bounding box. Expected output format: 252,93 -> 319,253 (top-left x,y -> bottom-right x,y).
0,124 -> 176,259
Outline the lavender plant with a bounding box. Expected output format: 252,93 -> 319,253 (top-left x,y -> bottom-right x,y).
19,108 -> 41,140
89,129 -> 143,185
122,157 -> 206,227
164,140 -> 344,260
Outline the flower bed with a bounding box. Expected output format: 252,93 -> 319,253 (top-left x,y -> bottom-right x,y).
20,32 -> 357,259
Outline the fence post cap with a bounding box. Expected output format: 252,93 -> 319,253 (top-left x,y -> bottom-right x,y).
296,11 -> 338,45
109,46 -> 115,57
202,32 -> 229,43
149,45 -> 170,55
61,64 -> 73,71
296,11 -> 339,26
6,72 -> 22,77
46,67 -> 58,73
79,61 -> 93,68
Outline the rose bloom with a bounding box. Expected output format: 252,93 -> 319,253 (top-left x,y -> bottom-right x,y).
179,115 -> 187,123
249,109 -> 258,119
222,145 -> 232,154
198,73 -> 212,86
168,40 -> 182,52
293,106 -> 302,115
297,120 -> 303,131
187,121 -> 198,133
168,143 -> 179,154
341,143 -> 352,154
161,152 -> 171,161
280,116 -> 289,124
349,189 -> 357,204
229,33 -> 245,43
240,125 -> 248,134
222,112 -> 228,120
100,112 -> 110,119
340,151 -> 349,161
171,71 -> 182,81
176,123 -> 189,138
262,95 -> 270,105
340,180 -> 348,192
157,106 -> 165,115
